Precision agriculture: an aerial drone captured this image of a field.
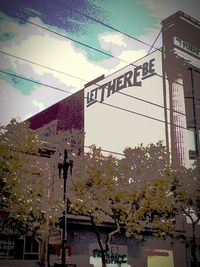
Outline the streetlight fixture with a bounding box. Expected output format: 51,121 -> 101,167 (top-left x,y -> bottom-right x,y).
58,149 -> 73,267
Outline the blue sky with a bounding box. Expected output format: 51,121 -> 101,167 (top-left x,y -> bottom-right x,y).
0,0 -> 199,125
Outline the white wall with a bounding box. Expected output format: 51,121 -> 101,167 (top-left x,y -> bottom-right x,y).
84,51 -> 165,155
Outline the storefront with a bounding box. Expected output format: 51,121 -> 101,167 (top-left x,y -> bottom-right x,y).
48,217 -> 187,267
0,234 -> 40,266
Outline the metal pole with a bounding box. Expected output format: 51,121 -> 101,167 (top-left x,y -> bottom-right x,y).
61,172 -> 67,267
58,149 -> 73,267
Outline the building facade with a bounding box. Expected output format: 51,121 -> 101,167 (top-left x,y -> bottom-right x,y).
162,11 -> 200,168
27,12 -> 200,167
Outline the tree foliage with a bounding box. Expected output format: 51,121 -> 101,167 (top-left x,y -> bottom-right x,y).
0,118 -> 62,238
2,119 -> 198,266
69,142 -> 176,266
170,159 -> 200,266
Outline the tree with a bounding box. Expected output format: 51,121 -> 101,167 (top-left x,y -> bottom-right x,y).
69,142 -> 176,267
0,118 -> 62,262
170,159 -> 200,267
69,146 -> 119,267
121,142 -> 177,238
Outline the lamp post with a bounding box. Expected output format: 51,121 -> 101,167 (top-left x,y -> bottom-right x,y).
58,149 -> 73,267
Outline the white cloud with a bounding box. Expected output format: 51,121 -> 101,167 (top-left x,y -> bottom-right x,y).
99,32 -> 127,49
0,3 -> 199,126
0,15 -> 161,126
97,31 -> 150,72
1,17 -> 113,90
118,49 -> 146,63
0,78 -> 66,126
1,15 -> 147,125
0,12 -> 43,46
32,100 -> 44,111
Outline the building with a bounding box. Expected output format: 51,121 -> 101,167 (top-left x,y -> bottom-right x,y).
162,11 -> 200,167
28,11 -> 200,168
0,10 -> 199,267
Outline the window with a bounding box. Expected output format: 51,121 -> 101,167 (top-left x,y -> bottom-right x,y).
24,236 -> 39,260
0,236 -> 15,259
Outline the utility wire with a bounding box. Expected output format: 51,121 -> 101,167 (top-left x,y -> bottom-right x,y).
0,18 -> 191,131
18,17 -> 184,89
148,30 -> 162,54
117,91 -> 186,116
57,6 -> 187,91
0,50 -> 88,84
0,49 -> 186,117
102,101 -> 165,123
0,70 -> 73,94
25,20 -> 134,67
20,17 -> 180,90
0,16 -> 195,157
4,15 -> 184,94
67,7 -> 162,52
0,69 -> 192,133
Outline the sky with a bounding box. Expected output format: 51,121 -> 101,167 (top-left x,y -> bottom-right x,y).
0,0 -> 200,126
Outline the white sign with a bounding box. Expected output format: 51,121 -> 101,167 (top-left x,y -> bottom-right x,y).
84,51 -> 165,154
49,230 -> 61,245
86,58 -> 156,107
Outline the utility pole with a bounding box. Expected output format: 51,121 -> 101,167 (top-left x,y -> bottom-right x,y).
58,149 -> 73,267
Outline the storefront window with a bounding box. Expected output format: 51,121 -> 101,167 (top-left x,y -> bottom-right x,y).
24,236 -> 39,260
0,236 -> 15,259
0,235 -> 39,260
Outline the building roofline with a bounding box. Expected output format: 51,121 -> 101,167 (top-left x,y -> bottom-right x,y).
27,89 -> 83,121
161,10 -> 200,29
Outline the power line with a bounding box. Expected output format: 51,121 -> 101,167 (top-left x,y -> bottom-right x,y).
148,30 -> 162,54
25,19 -> 134,67
0,16 -> 195,158
20,16 -> 174,84
0,69 -> 192,133
0,70 -> 73,94
0,50 -> 88,84
18,17 -> 184,90
6,15 -> 185,94
0,19 -> 191,132
102,101 -> 165,123
67,7 -> 162,53
0,50 -> 186,117
117,91 -> 186,116
101,101 -> 191,132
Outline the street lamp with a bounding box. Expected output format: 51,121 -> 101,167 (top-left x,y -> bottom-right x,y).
58,149 -> 73,267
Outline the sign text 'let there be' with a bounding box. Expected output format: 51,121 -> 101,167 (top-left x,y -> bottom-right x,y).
86,58 -> 156,107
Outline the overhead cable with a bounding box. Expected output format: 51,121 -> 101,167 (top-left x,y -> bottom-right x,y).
0,69 -> 191,133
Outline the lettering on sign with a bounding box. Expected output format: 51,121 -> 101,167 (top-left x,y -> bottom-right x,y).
92,248 -> 127,264
174,36 -> 200,59
49,230 -> 61,245
0,240 -> 15,259
86,58 -> 156,107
